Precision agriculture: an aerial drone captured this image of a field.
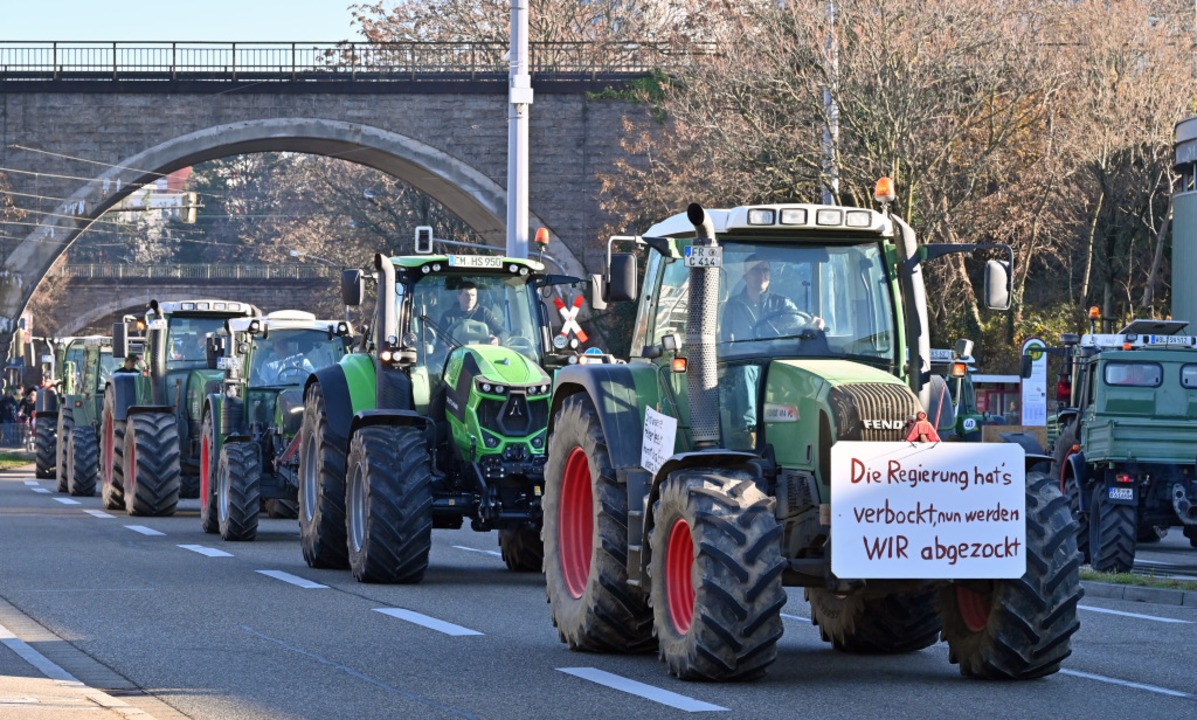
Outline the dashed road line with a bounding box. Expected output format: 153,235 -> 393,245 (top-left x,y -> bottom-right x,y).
781,612 -> 810,622
30,487 -> 50,494
256,570 -> 328,589
558,667 -> 728,712
1078,605 -> 1194,624
178,544 -> 233,558
1134,559 -> 1178,566
1062,668 -> 1197,700
124,525 -> 165,536
452,545 -> 502,558
84,510 -> 115,519
374,608 -> 483,636
22,480 -> 39,486
53,497 -> 81,505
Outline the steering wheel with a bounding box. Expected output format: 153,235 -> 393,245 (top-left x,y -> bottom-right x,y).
505,336 -> 537,356
275,364 -> 307,384
753,308 -> 816,337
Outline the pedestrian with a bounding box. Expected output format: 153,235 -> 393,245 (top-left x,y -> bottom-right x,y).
18,387 -> 36,449
0,389 -> 17,446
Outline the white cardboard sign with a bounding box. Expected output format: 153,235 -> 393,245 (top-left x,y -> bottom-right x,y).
830,442 -> 1026,579
641,407 -> 678,475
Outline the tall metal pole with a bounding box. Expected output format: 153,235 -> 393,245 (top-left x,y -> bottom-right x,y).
821,1 -> 840,205
507,0 -> 533,258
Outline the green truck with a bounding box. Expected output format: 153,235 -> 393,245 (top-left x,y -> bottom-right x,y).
1053,319 -> 1197,572
102,299 -> 260,516
199,310 -> 353,540
540,193 -> 1080,682
299,241 -> 587,582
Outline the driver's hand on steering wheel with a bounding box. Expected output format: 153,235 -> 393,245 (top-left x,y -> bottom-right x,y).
809,316 -> 826,331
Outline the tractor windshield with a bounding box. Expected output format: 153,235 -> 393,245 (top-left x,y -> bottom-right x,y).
167,316 -> 229,366
404,273 -> 543,365
700,241 -> 897,363
250,329 -> 346,386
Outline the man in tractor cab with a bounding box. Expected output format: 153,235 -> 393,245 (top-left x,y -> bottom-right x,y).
253,334 -> 308,385
439,280 -> 502,346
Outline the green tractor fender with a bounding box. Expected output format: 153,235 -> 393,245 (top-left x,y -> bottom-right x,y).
109,373 -> 144,421
550,363 -> 662,473
305,353 -> 381,446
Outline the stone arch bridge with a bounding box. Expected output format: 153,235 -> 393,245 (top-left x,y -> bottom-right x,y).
0,40 -> 663,356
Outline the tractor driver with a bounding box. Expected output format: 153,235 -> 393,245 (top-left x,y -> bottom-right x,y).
439,281 -> 502,345
254,334 -> 307,384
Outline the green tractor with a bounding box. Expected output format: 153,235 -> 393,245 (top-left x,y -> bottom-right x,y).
299,238 -> 587,582
199,310 -> 353,540
102,299 -> 260,516
33,335 -> 86,482
1052,318 -> 1197,573
928,342 -> 1007,441
541,190 -> 1082,682
53,337 -> 122,496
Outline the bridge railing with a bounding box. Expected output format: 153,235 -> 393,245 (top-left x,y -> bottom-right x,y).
52,263 -> 337,280
0,41 -> 711,82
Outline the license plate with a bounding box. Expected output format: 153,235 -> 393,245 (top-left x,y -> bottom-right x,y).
449,255 -> 503,269
1149,335 -> 1195,346
1108,487 -> 1134,501
684,246 -> 723,268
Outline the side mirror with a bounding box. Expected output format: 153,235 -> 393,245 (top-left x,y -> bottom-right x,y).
342,269 -> 364,306
1060,332 -> 1079,347
1020,354 -> 1033,379
953,338 -> 974,361
607,253 -> 638,303
205,336 -> 225,370
589,274 -> 608,311
112,321 -> 128,359
984,259 -> 1011,311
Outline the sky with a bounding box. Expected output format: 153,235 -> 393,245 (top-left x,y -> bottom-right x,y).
1,1 -> 366,42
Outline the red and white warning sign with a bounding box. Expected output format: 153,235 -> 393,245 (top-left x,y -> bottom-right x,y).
554,295 -> 588,344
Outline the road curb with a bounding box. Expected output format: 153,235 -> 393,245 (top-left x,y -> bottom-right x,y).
1081,579 -> 1197,608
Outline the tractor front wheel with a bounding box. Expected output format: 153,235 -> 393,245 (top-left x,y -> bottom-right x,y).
100,387 -> 125,510
939,470 -> 1082,679
56,407 -> 75,487
543,394 -> 654,654
499,528 -> 543,572
123,412 -> 182,517
298,383 -> 349,568
199,411 -> 219,534
649,467 -> 785,681
807,587 -> 940,653
67,427 -> 99,497
346,426 -> 432,583
35,414 -> 57,481
218,441 -> 261,541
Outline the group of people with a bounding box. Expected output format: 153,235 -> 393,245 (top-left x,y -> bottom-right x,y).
0,385 -> 38,447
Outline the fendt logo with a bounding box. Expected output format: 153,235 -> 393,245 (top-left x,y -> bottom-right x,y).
863,419 -> 905,430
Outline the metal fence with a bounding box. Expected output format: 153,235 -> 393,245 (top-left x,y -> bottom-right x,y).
0,41 -> 709,82
52,263 -> 336,281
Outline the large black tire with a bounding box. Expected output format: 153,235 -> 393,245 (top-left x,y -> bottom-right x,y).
299,383 -> 349,568
56,407 -> 75,487
649,467 -> 785,681
807,587 -> 941,653
123,412 -> 182,517
264,499 -> 299,519
67,427 -> 99,497
1184,526 -> 1197,549
199,411 -> 219,534
100,387 -> 125,511
543,394 -> 654,653
35,414 -> 57,481
499,528 -> 543,572
939,470 -> 1082,679
1089,483 -> 1137,573
1052,424 -> 1089,563
346,426 -> 433,583
218,441 -> 261,541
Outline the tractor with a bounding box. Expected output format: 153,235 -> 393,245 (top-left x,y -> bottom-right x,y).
53,337 -> 123,496
33,335 -> 86,482
102,299 -> 259,516
541,185 -> 1082,682
298,231 -> 588,582
199,310 -> 353,540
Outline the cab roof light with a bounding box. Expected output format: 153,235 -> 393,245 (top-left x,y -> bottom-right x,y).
950,361 -> 968,379
816,209 -> 842,226
534,227 -> 550,247
1089,306 -> 1101,320
779,208 -> 807,225
747,209 -> 776,225
671,357 -> 688,373
845,210 -> 872,228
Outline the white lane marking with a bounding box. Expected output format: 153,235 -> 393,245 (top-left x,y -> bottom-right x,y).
1134,559 -> 1179,567
0,621 -> 76,682
374,608 -> 483,636
23,481 -> 38,486
84,510 -> 114,519
178,544 -> 233,558
781,613 -> 810,622
1078,605 -> 1194,624
452,544 -> 502,558
558,667 -> 728,712
256,570 -> 328,589
30,488 -> 50,494
53,498 -> 81,505
124,525 -> 165,536
1061,669 -> 1197,699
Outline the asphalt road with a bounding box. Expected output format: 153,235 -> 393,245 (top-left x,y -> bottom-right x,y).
2,465 -> 1196,720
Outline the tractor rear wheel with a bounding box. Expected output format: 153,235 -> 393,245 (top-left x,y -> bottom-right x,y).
807,588 -> 940,653
1052,424 -> 1089,563
218,441 -> 261,541
36,414 -> 57,481
67,427 -> 99,497
1089,484 -> 1136,573
123,412 -> 182,517
100,387 -> 125,510
56,407 -> 75,487
939,470 -> 1082,679
649,467 -> 785,681
543,394 -> 654,653
199,411 -> 219,534
499,528 -> 543,572
299,382 -> 349,568
347,426 -> 432,583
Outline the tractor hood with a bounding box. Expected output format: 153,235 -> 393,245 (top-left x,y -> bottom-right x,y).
768,358 -> 911,393
444,344 -> 551,389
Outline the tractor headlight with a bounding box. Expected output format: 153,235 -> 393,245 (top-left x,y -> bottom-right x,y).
484,435 -> 499,448
531,434 -> 544,449
481,382 -> 492,393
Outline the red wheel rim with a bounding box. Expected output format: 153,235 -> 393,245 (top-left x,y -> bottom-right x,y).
200,435 -> 211,509
666,518 -> 695,634
956,585 -> 992,633
559,447 -> 593,599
